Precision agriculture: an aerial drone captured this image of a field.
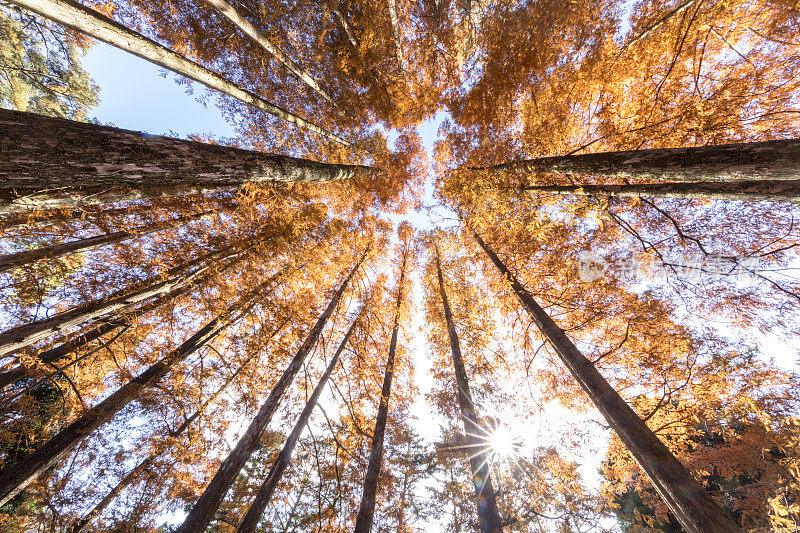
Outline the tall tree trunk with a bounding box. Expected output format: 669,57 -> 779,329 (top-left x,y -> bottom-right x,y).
0,252 -> 295,392
0,109 -> 372,214
199,0 -> 336,105
386,0 -> 404,67
434,245 -> 503,533
0,230 -> 260,358
66,317 -> 289,533
0,210 -> 212,273
471,231 -> 741,533
0,272 -> 279,507
522,180 -> 800,203
353,249 -> 407,533
7,0 -> 349,146
175,250 -> 367,533
474,139 -> 800,181
238,314 -> 361,533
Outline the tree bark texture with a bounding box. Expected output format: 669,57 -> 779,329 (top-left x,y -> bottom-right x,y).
199,0 -> 336,105
479,139 -> 800,182
6,0 -> 349,145
523,180 -> 800,203
472,231 -> 741,533
175,250 -> 367,533
353,250 -> 406,533
0,210 -> 212,273
434,245 -> 503,533
0,109 -> 372,214
238,314 -> 360,533
0,273 -> 277,507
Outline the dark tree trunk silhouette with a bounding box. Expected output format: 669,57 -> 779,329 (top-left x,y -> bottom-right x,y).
522,180 -> 800,203
0,210 -> 212,273
0,230 -> 265,358
353,249 -> 407,533
434,244 -> 503,533
0,272 -> 281,506
475,139 -> 800,181
66,318 -> 290,533
238,314 -> 360,532
175,250 -> 367,533
0,109 -> 371,213
7,0 -> 349,145
472,230 -> 741,533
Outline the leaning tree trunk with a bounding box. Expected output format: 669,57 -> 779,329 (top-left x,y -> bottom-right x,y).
7,0 -> 349,146
523,180 -> 800,203
0,228 -> 264,358
386,0 -> 404,67
353,249 -> 407,533
0,271 -> 279,507
238,314 -> 361,533
472,231 -> 741,533
175,250 -> 367,533
66,317 -> 290,533
0,210 -> 212,273
474,139 -> 800,182
199,0 -> 335,105
0,253 -> 295,392
434,245 -> 503,533
0,109 -> 372,213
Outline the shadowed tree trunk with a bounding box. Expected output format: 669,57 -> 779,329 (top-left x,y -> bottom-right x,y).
0,109 -> 372,213
0,210 -> 212,273
522,180 -> 800,203
434,244 -> 503,533
238,313 -> 361,533
0,271 -> 283,507
175,250 -> 368,533
474,139 -> 800,181
65,317 -> 290,533
199,0 -> 336,105
472,230 -> 741,533
6,0 -> 349,145
0,228 -> 269,357
353,248 -> 407,533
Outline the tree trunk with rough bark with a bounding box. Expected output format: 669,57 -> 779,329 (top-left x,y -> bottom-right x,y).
475,139 -> 800,182
434,245 -> 503,533
238,314 -> 360,533
523,180 -> 800,203
0,109 -> 372,214
175,251 -> 367,533
0,232 -> 258,358
6,0 -> 349,145
199,0 -> 335,105
0,210 -> 212,273
472,230 -> 741,533
387,0 -> 404,67
353,250 -> 407,533
0,273 -> 277,507
65,318 -> 289,533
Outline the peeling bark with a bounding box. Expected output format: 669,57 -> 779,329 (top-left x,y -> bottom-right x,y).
473,231 -> 741,533
477,139 -> 800,182
7,0 -> 350,145
0,109 -> 373,213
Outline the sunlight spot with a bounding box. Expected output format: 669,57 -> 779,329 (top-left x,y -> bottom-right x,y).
488,424 -> 519,459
